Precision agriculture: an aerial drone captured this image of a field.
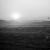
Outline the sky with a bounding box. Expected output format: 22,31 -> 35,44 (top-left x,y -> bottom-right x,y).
0,0 -> 50,22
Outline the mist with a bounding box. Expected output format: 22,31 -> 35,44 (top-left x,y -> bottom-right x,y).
0,0 -> 50,22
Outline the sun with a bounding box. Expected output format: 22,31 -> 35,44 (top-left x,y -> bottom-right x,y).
11,12 -> 21,21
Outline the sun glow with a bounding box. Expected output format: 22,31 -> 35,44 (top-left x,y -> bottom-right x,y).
11,12 -> 21,21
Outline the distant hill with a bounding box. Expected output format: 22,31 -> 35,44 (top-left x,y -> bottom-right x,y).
0,20 -> 7,27
0,20 -> 50,28
0,20 -> 19,28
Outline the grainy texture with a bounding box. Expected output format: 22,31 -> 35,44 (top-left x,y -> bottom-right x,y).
0,27 -> 50,50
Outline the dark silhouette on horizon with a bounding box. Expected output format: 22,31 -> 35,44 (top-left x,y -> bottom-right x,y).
48,17 -> 49,19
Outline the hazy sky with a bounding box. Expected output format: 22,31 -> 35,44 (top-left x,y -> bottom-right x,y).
0,0 -> 50,21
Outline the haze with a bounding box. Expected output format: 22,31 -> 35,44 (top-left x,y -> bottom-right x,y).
0,0 -> 50,22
